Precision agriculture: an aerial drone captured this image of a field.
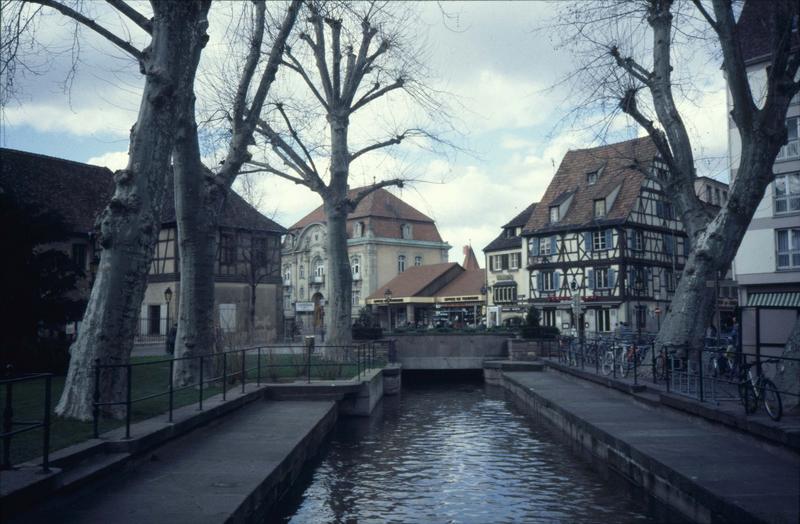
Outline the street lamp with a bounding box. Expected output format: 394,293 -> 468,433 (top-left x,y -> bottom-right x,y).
384,288 -> 393,332
164,287 -> 173,352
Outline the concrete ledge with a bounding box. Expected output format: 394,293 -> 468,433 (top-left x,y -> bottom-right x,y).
544,360 -> 646,394
499,371 -> 798,524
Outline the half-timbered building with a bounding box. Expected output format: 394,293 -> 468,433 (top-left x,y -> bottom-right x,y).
522,137 -> 687,334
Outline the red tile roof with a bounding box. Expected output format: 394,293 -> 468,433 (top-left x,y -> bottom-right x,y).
289,187 -> 444,242
461,245 -> 481,271
523,137 -> 657,234
435,269 -> 484,297
367,262 -> 460,299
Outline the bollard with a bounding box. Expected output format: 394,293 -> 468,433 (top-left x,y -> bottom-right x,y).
304,336 -> 315,384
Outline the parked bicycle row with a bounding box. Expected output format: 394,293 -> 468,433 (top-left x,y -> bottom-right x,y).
547,334 -> 797,423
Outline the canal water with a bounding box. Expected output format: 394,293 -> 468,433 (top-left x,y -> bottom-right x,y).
274,381 -> 659,523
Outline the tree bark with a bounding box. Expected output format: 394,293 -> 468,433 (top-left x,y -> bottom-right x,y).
56,0 -> 211,420
171,0 -> 299,385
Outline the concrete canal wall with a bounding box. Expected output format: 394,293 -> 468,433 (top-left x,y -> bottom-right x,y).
391,334 -> 508,370
485,362 -> 800,524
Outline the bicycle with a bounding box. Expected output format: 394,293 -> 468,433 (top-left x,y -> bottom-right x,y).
737,358 -> 783,422
621,343 -> 651,378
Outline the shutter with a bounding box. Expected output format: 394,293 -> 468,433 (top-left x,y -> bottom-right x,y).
531,238 -> 540,256
537,272 -> 543,291
656,201 -> 664,217
605,229 -> 612,250
628,268 -> 634,293
550,236 -> 557,254
588,269 -> 595,290
660,269 -> 667,289
646,267 -> 653,293
608,268 -> 616,289
627,229 -> 633,250
554,272 -> 560,290
584,231 -> 593,253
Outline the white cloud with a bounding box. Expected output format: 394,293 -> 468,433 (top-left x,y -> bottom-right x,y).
87,150 -> 129,171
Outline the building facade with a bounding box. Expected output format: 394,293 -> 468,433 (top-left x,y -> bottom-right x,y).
0,148 -> 286,345
281,188 -> 450,333
483,203 -> 537,326
522,137 -> 687,335
728,2 -> 800,354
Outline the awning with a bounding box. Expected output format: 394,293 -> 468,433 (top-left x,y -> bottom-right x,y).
746,292 -> 800,309
492,280 -> 518,287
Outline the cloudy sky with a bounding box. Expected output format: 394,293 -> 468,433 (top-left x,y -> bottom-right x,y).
1,1 -> 728,264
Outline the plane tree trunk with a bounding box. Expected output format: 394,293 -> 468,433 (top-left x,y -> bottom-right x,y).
56,1 -> 211,420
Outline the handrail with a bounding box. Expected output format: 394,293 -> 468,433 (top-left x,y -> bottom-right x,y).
92,342 -> 387,440
1,373 -> 52,471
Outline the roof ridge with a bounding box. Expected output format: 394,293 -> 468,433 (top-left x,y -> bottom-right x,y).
1,147 -> 115,174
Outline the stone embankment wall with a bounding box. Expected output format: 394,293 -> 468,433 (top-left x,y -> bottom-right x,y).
390,334 -> 507,369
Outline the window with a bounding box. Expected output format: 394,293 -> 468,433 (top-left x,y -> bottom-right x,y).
549,206 -> 559,223
415,256 -> 423,266
540,271 -> 557,291
706,185 -> 712,203
492,254 -> 510,271
252,237 -> 268,267
351,256 -> 360,277
635,306 -> 647,331
353,222 -> 364,237
284,268 -> 291,283
219,304 -> 236,333
665,269 -> 675,292
774,173 -> 800,214
542,309 -> 556,327
220,234 -> 236,264
776,229 -> 800,269
592,230 -> 608,251
632,230 -> 644,251
587,171 -> 598,185
595,268 -> 609,289
539,237 -> 551,256
715,188 -> 721,206
72,243 -> 87,270
299,265 -> 305,279
510,253 -> 521,270
352,290 -> 361,305
597,309 -> 611,332
398,255 -> 406,272
594,199 -> 606,218
493,286 -> 517,304
314,260 -> 324,280
630,268 -> 647,294
663,233 -> 674,255
776,117 -> 799,160
401,224 -> 412,239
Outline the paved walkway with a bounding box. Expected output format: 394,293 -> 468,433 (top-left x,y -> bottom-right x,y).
12,399 -> 335,524
504,369 -> 800,524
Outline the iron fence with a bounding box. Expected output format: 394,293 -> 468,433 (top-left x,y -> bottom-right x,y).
1,373 -> 52,471
92,340 -> 388,440
134,316 -> 168,344
547,333 -> 799,421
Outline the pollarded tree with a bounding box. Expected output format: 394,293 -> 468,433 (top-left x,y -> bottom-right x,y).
2,0 -> 212,419
558,0 -> 799,356
170,0 -> 300,386
247,1 -> 449,345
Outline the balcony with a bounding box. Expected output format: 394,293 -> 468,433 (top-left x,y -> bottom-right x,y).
312,275 -> 325,284
283,279 -> 292,287
352,272 -> 361,281
776,139 -> 798,161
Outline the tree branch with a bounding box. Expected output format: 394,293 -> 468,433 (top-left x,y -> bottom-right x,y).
256,119 -> 327,194
689,0 -> 718,32
619,89 -> 677,174
282,48 -> 330,110
347,178 -> 405,209
28,0 -> 143,60
326,16 -> 342,101
105,0 -> 151,34
303,6 -> 333,103
350,133 -> 406,162
244,160 -> 308,186
342,18 -> 377,104
275,102 -> 318,174
609,46 -> 652,87
351,78 -> 404,113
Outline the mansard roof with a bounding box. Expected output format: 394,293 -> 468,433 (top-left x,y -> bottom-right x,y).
523,137 -> 657,235
0,148 -> 286,235
289,186 -> 444,243
484,203 -> 537,253
367,262 -> 460,299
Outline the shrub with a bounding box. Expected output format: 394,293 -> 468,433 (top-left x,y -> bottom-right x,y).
519,325 -> 560,340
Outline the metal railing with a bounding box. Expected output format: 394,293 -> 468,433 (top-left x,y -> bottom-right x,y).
92,341 -> 388,440
1,373 -> 52,471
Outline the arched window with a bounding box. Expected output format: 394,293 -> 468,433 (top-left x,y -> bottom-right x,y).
401,223 -> 412,239
414,256 -> 422,266
299,265 -> 305,279
353,221 -> 365,237
398,255 -> 406,273
351,256 -> 361,277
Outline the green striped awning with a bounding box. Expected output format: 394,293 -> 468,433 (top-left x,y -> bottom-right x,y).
746,292 -> 800,308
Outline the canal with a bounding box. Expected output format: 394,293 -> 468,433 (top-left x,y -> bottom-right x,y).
275,379 -> 662,523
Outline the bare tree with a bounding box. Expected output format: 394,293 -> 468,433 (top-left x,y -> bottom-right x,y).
247,1 -> 450,345
170,0 -> 300,386
556,0 -> 799,357
2,0 -> 212,419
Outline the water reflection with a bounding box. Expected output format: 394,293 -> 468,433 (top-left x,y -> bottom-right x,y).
277,383 -> 656,523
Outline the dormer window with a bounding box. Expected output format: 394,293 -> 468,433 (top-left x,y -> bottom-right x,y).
549,206 -> 559,223
594,199 -> 606,218
401,223 -> 412,239
505,228 -> 514,239
587,171 -> 598,185
353,222 -> 364,237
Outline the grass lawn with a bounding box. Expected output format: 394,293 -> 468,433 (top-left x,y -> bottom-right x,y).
2,352 -> 384,466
